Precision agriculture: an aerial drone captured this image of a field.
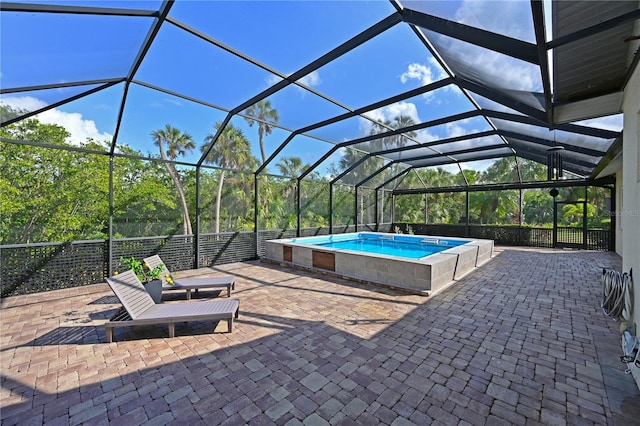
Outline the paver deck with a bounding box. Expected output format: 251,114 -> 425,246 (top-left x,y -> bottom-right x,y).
1,247 -> 639,425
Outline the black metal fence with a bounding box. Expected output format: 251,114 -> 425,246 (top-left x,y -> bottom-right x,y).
392,223 -> 611,251
1,233 -> 253,298
0,222 -> 608,297
1,240 -> 108,298
1,226 -> 368,297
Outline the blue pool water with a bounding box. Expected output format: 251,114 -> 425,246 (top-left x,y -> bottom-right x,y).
294,233 -> 468,259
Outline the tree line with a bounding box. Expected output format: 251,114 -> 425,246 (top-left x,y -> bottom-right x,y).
0,103 -> 611,245
1,102 -> 332,244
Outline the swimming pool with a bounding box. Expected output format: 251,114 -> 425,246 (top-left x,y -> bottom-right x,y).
264,232 -> 493,295
307,234 -> 467,259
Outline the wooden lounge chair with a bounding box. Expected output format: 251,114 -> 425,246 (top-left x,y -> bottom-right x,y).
143,255 -> 235,299
105,270 -> 239,342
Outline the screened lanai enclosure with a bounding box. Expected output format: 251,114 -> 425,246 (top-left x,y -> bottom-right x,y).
1,1 -> 638,296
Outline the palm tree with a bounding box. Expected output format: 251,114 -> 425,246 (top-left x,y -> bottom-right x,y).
517,158 -> 547,182
414,167 -> 458,223
244,100 -> 279,164
522,190 -> 553,225
463,158 -> 521,224
202,122 -> 256,234
484,157 -> 520,184
275,156 -> 309,209
276,156 -> 306,178
151,124 -> 196,235
351,115 -> 417,224
368,115 -> 417,152
391,115 -> 417,147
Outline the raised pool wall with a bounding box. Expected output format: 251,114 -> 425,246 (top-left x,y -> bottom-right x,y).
263,232 -> 494,295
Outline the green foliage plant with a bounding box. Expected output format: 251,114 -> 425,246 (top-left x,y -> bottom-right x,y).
119,256 -> 166,284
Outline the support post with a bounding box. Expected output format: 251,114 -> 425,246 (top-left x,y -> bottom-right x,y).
108,157 -> 114,277
392,194 -> 396,225
583,186 -> 588,248
465,191 -> 470,236
553,200 -> 558,248
425,193 -> 428,224
296,178 -> 302,237
329,182 -> 334,234
610,185 -> 616,251
518,188 -> 523,226
518,187 -> 523,245
375,189 -> 379,231
195,166 -> 201,268
354,186 -> 359,232
254,173 -> 259,256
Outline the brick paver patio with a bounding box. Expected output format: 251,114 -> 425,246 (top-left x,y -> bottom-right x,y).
2,247 -> 639,425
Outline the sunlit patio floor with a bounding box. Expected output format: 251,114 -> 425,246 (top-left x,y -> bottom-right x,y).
2,247 -> 640,425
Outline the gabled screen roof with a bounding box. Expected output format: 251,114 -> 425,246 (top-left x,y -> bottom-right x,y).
1,0 -> 636,189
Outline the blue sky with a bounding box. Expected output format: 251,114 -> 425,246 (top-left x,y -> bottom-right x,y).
0,0 -> 623,178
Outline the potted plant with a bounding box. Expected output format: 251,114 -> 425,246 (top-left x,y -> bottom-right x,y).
119,256 -> 166,303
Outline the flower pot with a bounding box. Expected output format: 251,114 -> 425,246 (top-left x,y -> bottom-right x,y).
144,279 -> 163,304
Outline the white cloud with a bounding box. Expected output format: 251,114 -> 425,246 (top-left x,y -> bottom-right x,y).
401,58 -> 448,86
401,63 -> 435,86
266,74 -> 281,87
337,146 -> 350,157
1,95 -> 47,112
427,0 -> 541,92
454,0 -> 535,43
265,70 -> 321,96
298,70 -> 321,88
358,101 -> 442,145
399,59 -> 451,102
266,71 -> 321,88
1,96 -> 113,145
360,108 -> 385,126
415,128 -> 438,144
443,122 -> 467,138
359,101 -> 420,134
436,38 -> 540,91
358,101 -> 486,145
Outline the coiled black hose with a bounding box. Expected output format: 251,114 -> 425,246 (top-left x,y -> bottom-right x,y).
601,268 -> 633,322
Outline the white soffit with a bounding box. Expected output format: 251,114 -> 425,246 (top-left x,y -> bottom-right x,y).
595,151 -> 623,179
554,92 -> 624,124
